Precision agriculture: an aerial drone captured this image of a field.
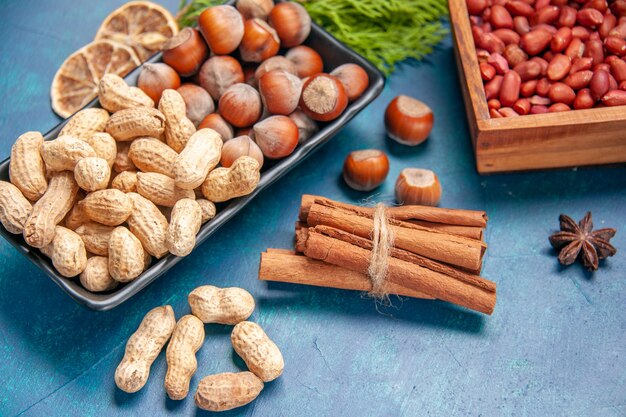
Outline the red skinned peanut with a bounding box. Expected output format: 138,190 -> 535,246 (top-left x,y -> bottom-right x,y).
491,5 -> 514,29
577,9 -> 604,28
513,60 -> 542,81
500,70 -> 522,106
520,79 -> 538,96
573,88 -> 595,109
549,82 -> 576,104
520,29 -> 552,55
485,75 -> 504,99
547,54 -> 572,80
480,63 -> 497,81
548,103 -> 572,112
564,70 -> 594,89
551,27 -> 573,53
601,89 -> 626,105
530,105 -> 549,114
590,70 -> 611,100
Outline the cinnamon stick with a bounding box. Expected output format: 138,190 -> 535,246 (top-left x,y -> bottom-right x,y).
405,220 -> 484,240
259,249 -> 434,299
300,195 -> 488,227
301,229 -> 496,315
310,225 -> 495,294
305,201 -> 486,273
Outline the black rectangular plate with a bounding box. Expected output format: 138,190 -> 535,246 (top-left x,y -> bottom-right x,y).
0,7 -> 384,310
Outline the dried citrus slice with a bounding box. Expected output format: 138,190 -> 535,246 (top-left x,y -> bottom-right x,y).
95,1 -> 178,62
51,40 -> 140,118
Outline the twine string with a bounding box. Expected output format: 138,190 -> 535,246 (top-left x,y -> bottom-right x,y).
367,203 -> 395,298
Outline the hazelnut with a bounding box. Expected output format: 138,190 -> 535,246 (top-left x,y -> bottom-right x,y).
236,0 -> 274,20
288,109 -> 318,144
162,27 -> 209,77
299,73 -> 348,121
253,115 -> 299,159
198,56 -> 245,100
330,63 -> 369,102
259,70 -> 302,115
218,83 -> 263,128
286,45 -> 324,78
137,63 -> 181,103
268,2 -> 312,47
220,135 -> 264,168
239,18 -> 280,63
177,84 -> 215,127
198,5 -> 244,55
384,95 -> 434,146
198,113 -> 234,141
254,56 -> 297,80
343,149 -> 389,192
395,168 -> 441,206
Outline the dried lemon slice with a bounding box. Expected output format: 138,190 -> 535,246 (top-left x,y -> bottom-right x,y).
95,1 -> 178,62
51,40 -> 140,118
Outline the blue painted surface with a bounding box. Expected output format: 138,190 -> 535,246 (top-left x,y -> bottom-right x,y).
0,1 -> 625,416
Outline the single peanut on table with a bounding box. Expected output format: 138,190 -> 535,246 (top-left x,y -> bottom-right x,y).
174,128 -> 222,190
23,171 -> 79,248
0,181 -> 32,234
165,315 -> 205,400
194,372 -> 264,412
115,305 -> 176,393
189,285 -> 255,325
166,199 -> 202,257
108,226 -> 145,282
159,89 -> 197,152
9,131 -> 47,201
231,321 -> 284,382
80,256 -> 118,292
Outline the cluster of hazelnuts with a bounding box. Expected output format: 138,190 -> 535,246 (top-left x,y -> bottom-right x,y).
343,95 -> 440,207
135,0 -> 371,170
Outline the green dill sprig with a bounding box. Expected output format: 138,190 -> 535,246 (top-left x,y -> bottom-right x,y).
177,0 -> 223,28
176,0 -> 449,76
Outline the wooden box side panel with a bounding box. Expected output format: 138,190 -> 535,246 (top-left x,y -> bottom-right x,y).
449,0 -> 489,150
476,117 -> 626,173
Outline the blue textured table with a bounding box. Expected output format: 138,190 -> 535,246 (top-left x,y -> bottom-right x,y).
1,1 -> 625,416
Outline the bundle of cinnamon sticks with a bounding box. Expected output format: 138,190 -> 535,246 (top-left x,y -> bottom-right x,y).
259,195 -> 496,315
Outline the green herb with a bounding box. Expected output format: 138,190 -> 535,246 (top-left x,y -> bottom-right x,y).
176,0 -> 449,76
299,0 -> 448,75
177,0 -> 223,28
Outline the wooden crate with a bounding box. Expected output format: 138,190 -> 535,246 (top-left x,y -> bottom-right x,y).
449,0 -> 626,174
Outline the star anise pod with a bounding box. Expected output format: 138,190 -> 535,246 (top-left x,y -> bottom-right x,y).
549,212 -> 617,271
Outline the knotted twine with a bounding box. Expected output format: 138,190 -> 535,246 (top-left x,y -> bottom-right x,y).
367,203 -> 395,299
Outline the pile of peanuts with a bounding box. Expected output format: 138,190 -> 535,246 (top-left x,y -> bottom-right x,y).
468,0 -> 626,117
0,73 -> 262,292
116,285 -> 284,412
